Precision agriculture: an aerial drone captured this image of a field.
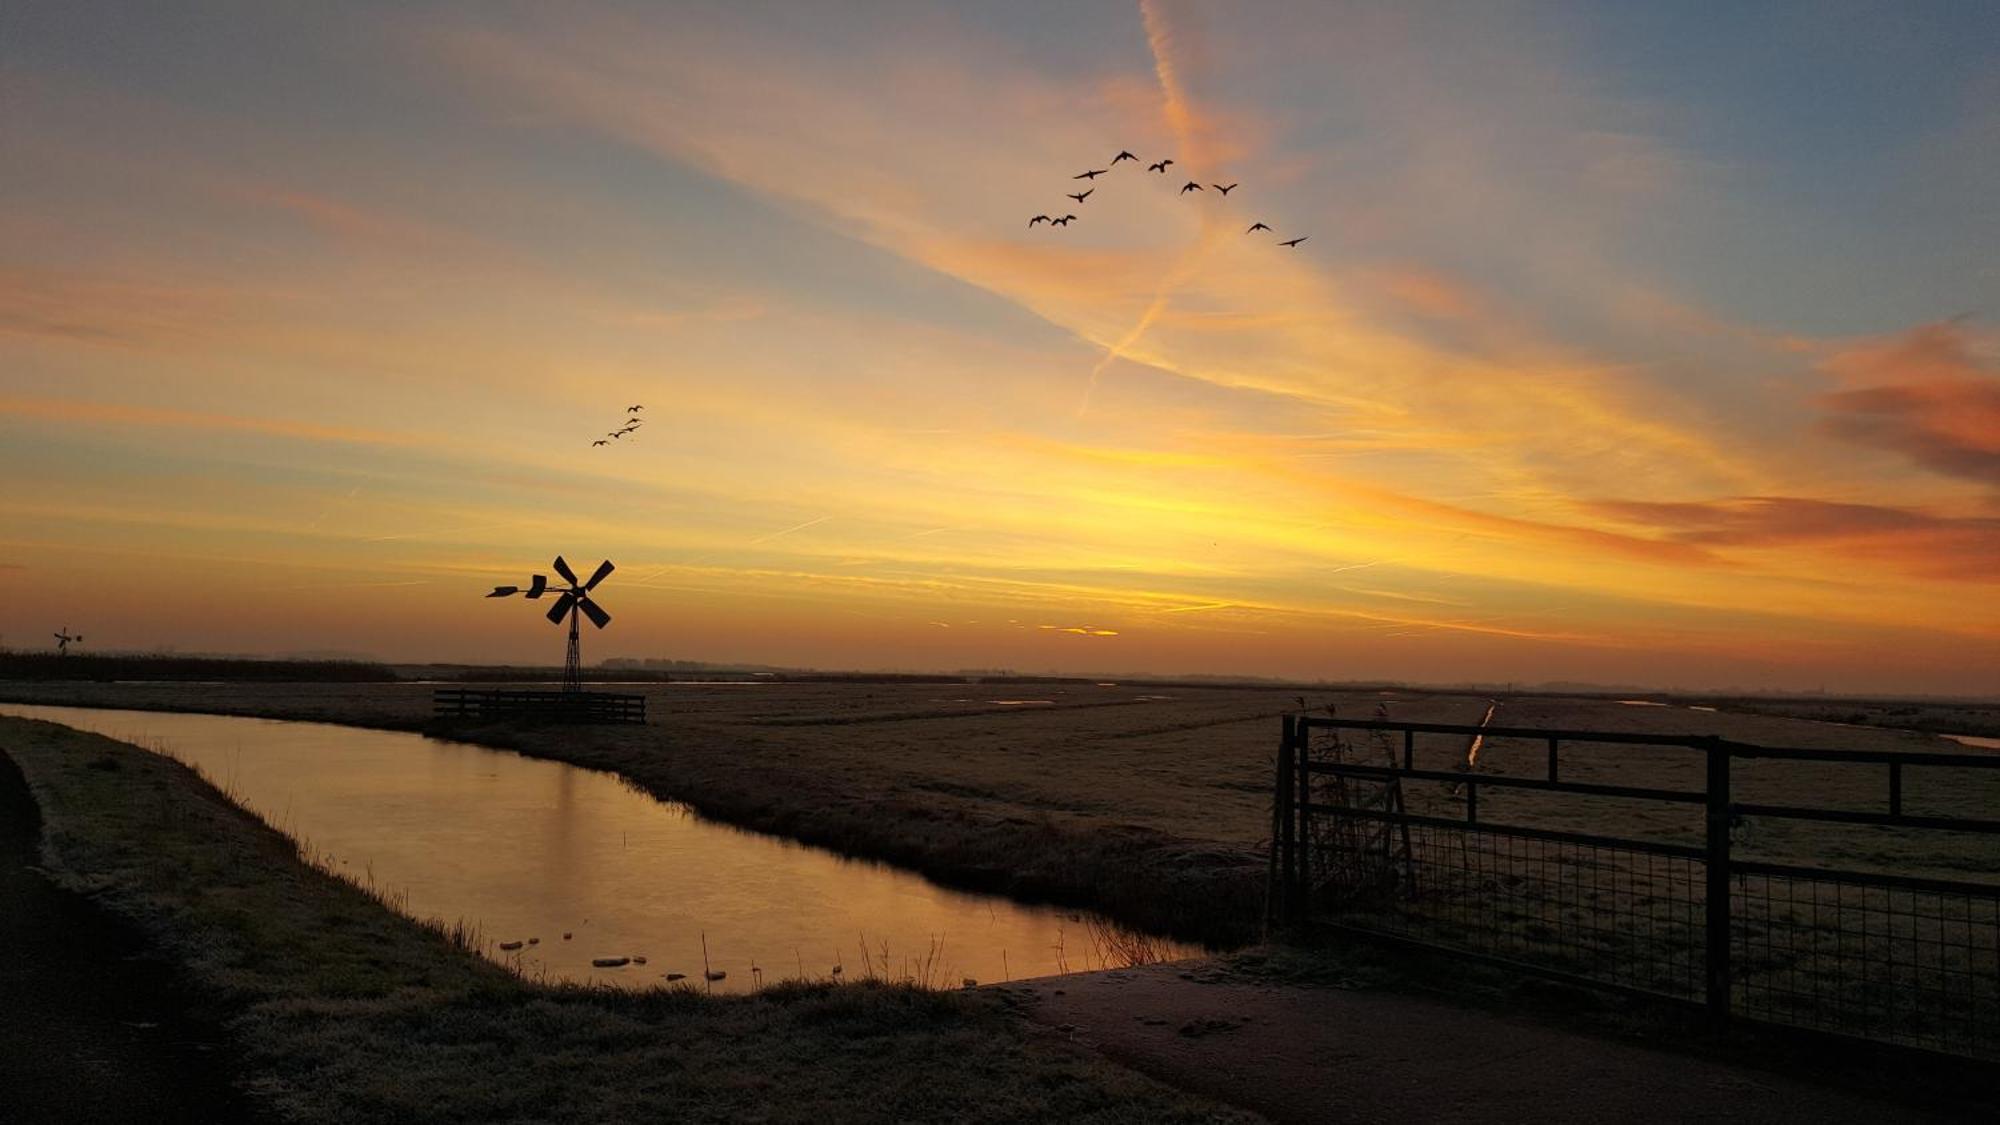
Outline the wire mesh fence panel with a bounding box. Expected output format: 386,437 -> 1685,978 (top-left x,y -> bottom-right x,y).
1278,715 -> 2000,1061
1310,820 -> 1707,1002
1732,870 -> 2000,1057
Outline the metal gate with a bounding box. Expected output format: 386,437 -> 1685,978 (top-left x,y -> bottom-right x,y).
1269,714 -> 2000,1059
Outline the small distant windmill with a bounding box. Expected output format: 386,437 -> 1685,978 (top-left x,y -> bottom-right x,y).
53,627 -> 83,655
487,556 -> 613,693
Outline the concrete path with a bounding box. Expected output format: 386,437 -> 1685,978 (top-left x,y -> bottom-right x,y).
999,962 -> 1960,1124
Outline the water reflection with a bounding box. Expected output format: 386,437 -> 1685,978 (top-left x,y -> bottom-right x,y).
1,704 -> 1198,991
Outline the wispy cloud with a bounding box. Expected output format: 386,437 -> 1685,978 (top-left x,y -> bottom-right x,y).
0,394 -> 418,448
1816,322 -> 2000,487
1588,496 -> 2000,583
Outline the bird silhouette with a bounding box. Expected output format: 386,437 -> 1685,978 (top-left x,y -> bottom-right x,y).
1148,159 -> 1174,173
627,405 -> 643,412
1110,150 -> 1137,164
1051,214 -> 1077,226
593,439 -> 608,447
1213,183 -> 1238,195
1279,236 -> 1308,247
1247,222 -> 1271,233
1073,169 -> 1107,180
1180,181 -> 1202,194
1028,215 -> 1051,226
1067,189 -> 1093,203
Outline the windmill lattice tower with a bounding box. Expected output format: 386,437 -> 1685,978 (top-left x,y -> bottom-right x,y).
487,556 -> 614,693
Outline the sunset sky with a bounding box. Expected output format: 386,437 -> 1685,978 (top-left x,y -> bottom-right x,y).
4,2 -> 1996,693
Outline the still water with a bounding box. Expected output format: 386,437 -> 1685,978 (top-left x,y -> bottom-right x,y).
1,704 -> 1197,991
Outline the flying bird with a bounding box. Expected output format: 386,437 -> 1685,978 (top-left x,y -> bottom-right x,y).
1213,183 -> 1238,195
1279,236 -> 1308,247
611,430 -> 628,439
1051,214 -> 1077,226
1110,150 -> 1137,164
1067,189 -> 1093,203
1028,214 -> 1051,226
1180,181 -> 1202,194
1247,222 -> 1271,233
593,439 -> 608,447
1073,169 -> 1107,180
1148,159 -> 1173,173
627,405 -> 643,412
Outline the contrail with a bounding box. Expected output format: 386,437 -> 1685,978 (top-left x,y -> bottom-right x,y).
1140,0 -> 1204,166
747,514 -> 833,545
650,514 -> 838,572
1160,600 -> 1234,614
362,519 -> 524,543
1079,0 -> 1222,418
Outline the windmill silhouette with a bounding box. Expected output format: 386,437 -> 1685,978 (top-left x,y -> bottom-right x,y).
53,627 -> 82,655
488,557 -> 613,693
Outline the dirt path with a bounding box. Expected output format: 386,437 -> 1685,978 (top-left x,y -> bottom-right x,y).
0,751 -> 248,1124
999,962 -> 1956,1124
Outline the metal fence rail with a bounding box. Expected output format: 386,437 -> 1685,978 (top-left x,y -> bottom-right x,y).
1270,714 -> 2000,1059
433,688 -> 646,725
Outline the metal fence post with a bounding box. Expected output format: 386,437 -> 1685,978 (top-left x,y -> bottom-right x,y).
1271,717 -> 1294,929
1295,719 -> 1312,925
1704,736 -> 1732,1028
1275,717 -> 1297,927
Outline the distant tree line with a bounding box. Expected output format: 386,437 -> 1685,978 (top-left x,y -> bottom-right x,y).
0,652 -> 396,683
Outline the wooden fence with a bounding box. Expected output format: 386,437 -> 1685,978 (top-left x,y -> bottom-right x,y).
432,688 -> 646,725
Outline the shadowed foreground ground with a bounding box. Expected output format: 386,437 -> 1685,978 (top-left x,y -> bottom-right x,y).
0,753 -> 248,1124
1001,962 -> 1966,1124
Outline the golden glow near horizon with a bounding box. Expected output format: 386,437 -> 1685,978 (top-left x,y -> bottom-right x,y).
3,3 -> 1996,693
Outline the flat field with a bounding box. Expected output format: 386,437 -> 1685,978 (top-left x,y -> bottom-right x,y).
3,679 -> 1994,948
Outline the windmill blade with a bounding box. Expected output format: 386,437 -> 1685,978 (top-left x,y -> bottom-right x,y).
552,556 -> 579,585
526,575 -> 548,599
584,559 -> 615,591
545,591 -> 577,624
487,585 -> 519,598
576,594 -> 611,629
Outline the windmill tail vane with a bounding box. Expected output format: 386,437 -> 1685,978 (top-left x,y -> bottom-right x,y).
487,555 -> 613,692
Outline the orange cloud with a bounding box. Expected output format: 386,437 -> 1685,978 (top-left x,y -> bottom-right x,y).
1816,322 -> 2000,486
1587,496 -> 2000,583
0,268 -> 248,349
232,185 -> 457,252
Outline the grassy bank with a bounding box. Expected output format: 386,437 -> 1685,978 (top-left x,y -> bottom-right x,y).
0,717 -> 1247,1124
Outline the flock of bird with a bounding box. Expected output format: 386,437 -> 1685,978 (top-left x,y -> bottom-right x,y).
1027,149 -> 1307,247
591,405 -> 646,448
587,150 -> 1303,447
